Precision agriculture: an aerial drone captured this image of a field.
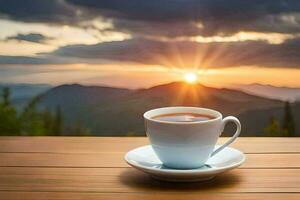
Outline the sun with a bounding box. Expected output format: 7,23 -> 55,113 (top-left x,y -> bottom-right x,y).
183,72 -> 198,84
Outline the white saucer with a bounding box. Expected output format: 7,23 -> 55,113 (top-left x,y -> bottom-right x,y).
125,145 -> 245,182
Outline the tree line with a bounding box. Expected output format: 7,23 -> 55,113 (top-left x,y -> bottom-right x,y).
0,88 -> 88,136
264,101 -> 296,137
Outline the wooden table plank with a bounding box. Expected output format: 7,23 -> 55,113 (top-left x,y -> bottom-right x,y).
0,137 -> 299,153
1,192 -> 300,200
0,167 -> 300,193
0,137 -> 299,200
0,153 -> 299,169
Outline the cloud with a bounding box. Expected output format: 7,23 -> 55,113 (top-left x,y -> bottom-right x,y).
0,0 -> 82,24
0,0 -> 300,69
0,55 -> 70,65
5,33 -> 52,43
0,0 -> 300,37
50,37 -> 300,68
1,36 -> 300,69
66,0 -> 300,36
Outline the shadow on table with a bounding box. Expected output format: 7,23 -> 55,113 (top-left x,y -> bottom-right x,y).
119,169 -> 241,191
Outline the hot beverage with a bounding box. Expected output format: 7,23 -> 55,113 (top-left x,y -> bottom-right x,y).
144,107 -> 241,169
151,113 -> 215,122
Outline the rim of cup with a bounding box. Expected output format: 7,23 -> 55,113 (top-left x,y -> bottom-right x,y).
143,106 -> 222,125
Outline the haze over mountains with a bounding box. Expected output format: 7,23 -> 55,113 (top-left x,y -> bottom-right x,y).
0,83 -> 51,110
231,83 -> 300,102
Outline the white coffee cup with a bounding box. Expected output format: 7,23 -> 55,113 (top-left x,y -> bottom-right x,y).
144,107 -> 241,169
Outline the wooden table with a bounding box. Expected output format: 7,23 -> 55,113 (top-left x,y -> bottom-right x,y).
0,137 -> 299,200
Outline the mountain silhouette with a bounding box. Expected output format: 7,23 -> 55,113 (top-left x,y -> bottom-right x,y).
38,82 -> 297,136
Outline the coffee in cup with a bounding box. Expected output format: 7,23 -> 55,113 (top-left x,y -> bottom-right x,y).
144,107 -> 241,169
151,113 -> 215,122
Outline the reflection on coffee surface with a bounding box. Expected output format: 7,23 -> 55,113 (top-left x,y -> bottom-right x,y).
151,113 -> 215,122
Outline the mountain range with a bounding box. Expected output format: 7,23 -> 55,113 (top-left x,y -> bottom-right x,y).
36,82 -> 299,136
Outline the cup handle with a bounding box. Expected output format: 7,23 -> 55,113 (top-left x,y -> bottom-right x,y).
210,116 -> 241,157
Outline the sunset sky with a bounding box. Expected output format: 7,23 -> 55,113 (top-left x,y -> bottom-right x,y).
0,0 -> 300,89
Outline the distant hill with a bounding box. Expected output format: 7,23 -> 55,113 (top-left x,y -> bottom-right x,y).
39,84 -> 131,127
40,84 -> 131,109
37,82 -> 296,136
230,83 -> 300,101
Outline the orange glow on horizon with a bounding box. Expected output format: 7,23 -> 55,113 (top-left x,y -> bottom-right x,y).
2,63 -> 300,89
